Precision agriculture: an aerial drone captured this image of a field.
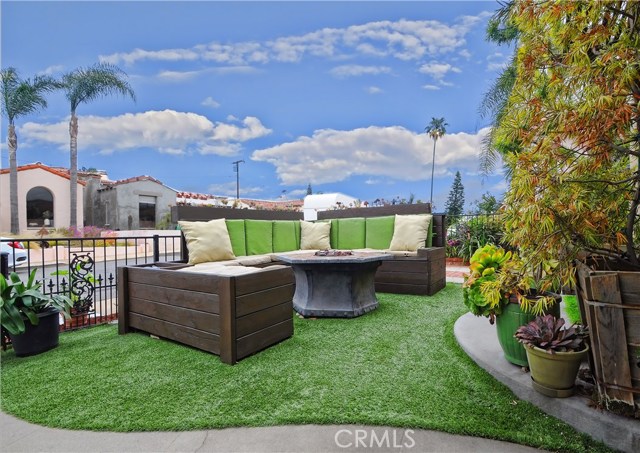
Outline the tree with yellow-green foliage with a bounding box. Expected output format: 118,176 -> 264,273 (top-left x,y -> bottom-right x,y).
493,0 -> 640,290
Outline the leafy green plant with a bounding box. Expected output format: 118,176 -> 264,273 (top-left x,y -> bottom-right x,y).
463,244 -> 559,323
463,244 -> 514,322
515,315 -> 588,354
0,270 -> 73,335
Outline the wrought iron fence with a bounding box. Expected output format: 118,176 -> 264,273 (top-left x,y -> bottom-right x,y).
1,234 -> 182,341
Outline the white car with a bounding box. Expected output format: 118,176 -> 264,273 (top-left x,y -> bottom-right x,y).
0,238 -> 28,269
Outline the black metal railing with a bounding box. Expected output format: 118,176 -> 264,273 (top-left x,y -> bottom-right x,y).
445,213 -> 505,261
1,234 -> 182,339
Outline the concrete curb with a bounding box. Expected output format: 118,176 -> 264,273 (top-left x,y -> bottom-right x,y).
454,313 -> 640,453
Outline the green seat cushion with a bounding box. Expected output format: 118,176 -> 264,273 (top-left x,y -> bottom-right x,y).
329,219 -> 340,249
225,219 -> 247,256
365,216 -> 395,249
336,217 -> 366,249
245,220 -> 274,255
273,220 -> 300,252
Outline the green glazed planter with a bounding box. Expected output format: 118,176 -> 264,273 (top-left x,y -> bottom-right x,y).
495,294 -> 561,367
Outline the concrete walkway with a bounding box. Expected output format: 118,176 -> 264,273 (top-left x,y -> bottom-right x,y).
0,412 -> 544,453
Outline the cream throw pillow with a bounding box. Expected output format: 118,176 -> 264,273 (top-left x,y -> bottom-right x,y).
388,214 -> 432,251
178,219 -> 235,265
300,221 -> 331,250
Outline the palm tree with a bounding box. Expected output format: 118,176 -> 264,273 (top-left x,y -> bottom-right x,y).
424,117 -> 448,208
478,1 -> 519,177
61,63 -> 135,227
1,68 -> 60,233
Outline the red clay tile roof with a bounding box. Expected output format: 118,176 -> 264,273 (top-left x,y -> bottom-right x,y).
0,162 -> 86,186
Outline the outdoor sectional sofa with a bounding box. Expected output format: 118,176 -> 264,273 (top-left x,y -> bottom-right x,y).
118,204 -> 446,364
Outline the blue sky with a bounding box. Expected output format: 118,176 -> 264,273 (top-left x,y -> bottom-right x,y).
1,0 -> 508,210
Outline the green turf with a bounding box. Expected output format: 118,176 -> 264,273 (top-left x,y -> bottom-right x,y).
1,284 -> 610,452
563,295 -> 582,324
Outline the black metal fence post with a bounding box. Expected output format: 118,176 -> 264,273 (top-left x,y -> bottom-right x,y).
153,235 -> 160,262
1,252 -> 8,278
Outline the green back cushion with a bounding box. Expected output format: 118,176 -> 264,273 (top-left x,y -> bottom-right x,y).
245,220 -> 273,255
427,218 -> 433,247
336,217 -> 366,249
329,219 -> 340,249
273,220 -> 300,252
225,219 -> 247,256
365,216 -> 395,249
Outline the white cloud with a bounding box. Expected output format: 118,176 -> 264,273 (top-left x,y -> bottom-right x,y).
486,52 -> 510,72
287,189 -> 308,197
201,97 -> 221,108
329,65 -> 391,78
252,126 -> 491,185
207,182 -> 264,197
458,49 -> 472,59
156,66 -> 258,82
19,110 -> 271,156
366,86 -> 383,94
100,16 -> 488,67
38,65 -> 64,75
422,84 -> 440,91
418,62 -> 461,80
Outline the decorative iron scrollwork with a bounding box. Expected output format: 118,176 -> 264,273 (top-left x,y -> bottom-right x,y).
70,253 -> 94,314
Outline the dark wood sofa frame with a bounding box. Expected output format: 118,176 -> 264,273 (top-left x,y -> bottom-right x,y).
173,203 -> 447,296
118,262 -> 295,365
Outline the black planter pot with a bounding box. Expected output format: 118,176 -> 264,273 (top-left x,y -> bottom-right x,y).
9,309 -> 61,357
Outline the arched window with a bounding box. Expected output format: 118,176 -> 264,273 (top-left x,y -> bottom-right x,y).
26,187 -> 54,228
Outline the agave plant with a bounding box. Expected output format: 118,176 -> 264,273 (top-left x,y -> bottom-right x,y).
515,315 -> 588,354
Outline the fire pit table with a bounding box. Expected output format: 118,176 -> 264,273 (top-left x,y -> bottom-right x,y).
276,251 -> 392,318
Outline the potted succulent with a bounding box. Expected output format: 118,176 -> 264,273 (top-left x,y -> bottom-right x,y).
1,270 -> 73,357
515,315 -> 589,398
463,244 -> 560,366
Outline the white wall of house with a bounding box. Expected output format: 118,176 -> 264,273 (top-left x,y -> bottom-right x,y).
0,166 -> 84,233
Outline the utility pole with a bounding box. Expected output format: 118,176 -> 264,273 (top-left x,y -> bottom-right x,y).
233,160 -> 245,200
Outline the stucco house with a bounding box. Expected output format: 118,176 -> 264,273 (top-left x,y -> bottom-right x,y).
88,175 -> 177,230
0,163 -> 85,233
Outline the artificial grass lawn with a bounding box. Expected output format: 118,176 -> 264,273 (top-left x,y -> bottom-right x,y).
563,295 -> 582,324
1,284 -> 609,452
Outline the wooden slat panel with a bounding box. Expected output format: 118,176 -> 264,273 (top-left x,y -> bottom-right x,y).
234,269 -> 295,297
129,298 -> 219,334
236,301 -> 292,338
589,273 -> 634,405
129,283 -> 219,314
218,277 -> 236,365
236,319 -> 293,360
376,271 -> 428,286
619,272 -> 640,306
127,267 -> 220,293
375,282 -> 429,295
236,284 -> 295,317
378,260 -> 430,273
129,313 -> 219,354
173,205 -> 303,222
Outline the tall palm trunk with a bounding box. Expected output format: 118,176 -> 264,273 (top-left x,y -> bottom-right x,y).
8,123 -> 19,234
69,112 -> 78,228
429,139 -> 437,208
